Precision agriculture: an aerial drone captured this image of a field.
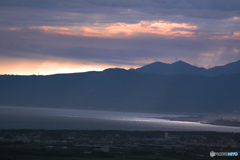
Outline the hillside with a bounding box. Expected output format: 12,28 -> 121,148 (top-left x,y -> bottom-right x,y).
1,69 -> 240,113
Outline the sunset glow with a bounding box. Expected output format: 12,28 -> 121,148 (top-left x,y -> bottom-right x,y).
28,20 -> 197,38
0,56 -> 141,75
0,0 -> 240,75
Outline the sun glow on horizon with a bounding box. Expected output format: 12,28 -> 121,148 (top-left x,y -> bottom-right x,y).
0,54 -> 231,76
0,56 -> 142,76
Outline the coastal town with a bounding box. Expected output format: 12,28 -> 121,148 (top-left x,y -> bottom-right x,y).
0,130 -> 239,160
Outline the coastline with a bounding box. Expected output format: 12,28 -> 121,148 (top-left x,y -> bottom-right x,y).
156,116 -> 240,127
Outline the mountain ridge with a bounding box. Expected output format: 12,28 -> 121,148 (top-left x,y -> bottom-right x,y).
133,60 -> 240,76
1,69 -> 240,113
1,60 -> 240,113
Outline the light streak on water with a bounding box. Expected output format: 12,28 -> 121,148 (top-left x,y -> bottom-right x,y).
0,106 -> 240,132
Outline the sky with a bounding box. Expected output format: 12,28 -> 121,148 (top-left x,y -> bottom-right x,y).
1,0 -> 240,75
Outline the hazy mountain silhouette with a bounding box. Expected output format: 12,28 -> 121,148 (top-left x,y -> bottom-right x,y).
1,68 -> 240,113
134,60 -> 240,76
207,60 -> 240,76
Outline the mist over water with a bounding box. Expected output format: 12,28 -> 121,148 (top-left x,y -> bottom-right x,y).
1,106 -> 240,132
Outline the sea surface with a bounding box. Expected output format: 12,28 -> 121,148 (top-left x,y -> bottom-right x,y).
0,106 -> 240,132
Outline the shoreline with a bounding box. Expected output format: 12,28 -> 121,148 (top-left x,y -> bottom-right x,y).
156,116 -> 240,127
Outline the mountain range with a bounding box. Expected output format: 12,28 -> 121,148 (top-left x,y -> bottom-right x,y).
132,60 -> 240,76
0,60 -> 240,113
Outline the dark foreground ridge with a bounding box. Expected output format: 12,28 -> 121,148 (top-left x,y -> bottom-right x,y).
0,130 -> 239,160
1,68 -> 240,113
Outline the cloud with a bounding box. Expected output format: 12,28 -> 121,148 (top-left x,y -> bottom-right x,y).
1,0 -> 240,20
233,48 -> 240,53
2,0 -> 240,11
1,0 -> 240,75
28,20 -> 197,38
1,26 -> 240,65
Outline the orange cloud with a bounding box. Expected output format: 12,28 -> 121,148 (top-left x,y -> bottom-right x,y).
0,27 -> 22,31
28,20 -> 197,38
233,48 -> 240,53
29,26 -> 69,32
228,17 -> 240,21
8,27 -> 22,31
3,20 -> 239,40
211,32 -> 240,40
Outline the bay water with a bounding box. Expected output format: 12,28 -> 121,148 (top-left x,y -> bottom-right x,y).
0,106 -> 240,132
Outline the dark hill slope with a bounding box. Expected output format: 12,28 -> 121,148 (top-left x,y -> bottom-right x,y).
0,69 -> 240,113
207,60 -> 240,76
